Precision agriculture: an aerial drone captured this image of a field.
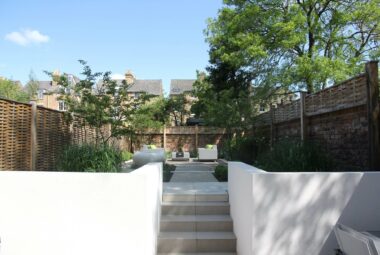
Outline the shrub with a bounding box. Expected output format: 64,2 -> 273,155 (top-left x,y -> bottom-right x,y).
163,163 -> 176,182
190,149 -> 198,158
121,151 -> 133,161
214,165 -> 228,182
221,135 -> 268,164
57,143 -> 122,172
255,139 -> 336,172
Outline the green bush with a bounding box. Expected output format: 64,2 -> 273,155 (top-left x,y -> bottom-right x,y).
163,163 -> 176,182
214,165 -> 228,182
121,151 -> 133,161
166,151 -> 172,159
255,139 -> 336,172
190,149 -> 198,158
221,135 -> 268,164
57,143 -> 123,172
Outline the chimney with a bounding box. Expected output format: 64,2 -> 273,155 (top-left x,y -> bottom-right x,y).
125,70 -> 135,85
52,69 -> 60,86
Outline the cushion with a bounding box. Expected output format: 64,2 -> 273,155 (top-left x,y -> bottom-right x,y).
205,144 -> 213,149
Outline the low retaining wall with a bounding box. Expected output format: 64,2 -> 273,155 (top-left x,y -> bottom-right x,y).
228,162 -> 380,255
0,163 -> 163,255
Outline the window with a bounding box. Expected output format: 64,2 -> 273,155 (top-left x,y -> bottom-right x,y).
37,90 -> 44,100
58,101 -> 66,111
259,104 -> 266,112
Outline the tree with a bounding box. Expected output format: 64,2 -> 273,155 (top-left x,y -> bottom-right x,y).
206,0 -> 380,94
166,94 -> 191,126
0,78 -> 29,102
25,70 -> 39,100
52,60 -> 147,146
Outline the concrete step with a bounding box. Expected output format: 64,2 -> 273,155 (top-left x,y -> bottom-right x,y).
157,232 -> 236,253
163,193 -> 228,202
160,215 -> 233,232
161,201 -> 230,216
158,253 -> 236,255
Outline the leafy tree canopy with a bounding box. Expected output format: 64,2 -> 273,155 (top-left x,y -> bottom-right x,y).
51,60 -> 148,146
206,0 -> 380,93
0,78 -> 29,103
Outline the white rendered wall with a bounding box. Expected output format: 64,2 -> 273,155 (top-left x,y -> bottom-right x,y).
0,163 -> 162,255
228,162 -> 380,255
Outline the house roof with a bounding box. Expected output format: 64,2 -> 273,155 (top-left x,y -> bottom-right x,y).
100,79 -> 163,96
37,74 -> 80,93
36,81 -> 59,93
170,79 -> 196,95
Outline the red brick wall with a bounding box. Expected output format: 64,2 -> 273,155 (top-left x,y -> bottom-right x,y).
254,72 -> 373,171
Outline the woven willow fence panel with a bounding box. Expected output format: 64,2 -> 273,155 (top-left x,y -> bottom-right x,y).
36,107 -> 71,171
0,99 -> 32,170
0,99 -> 98,171
255,73 -> 368,126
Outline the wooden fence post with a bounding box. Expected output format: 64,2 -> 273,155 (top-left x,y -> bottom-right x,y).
163,126 -> 167,150
195,125 -> 199,149
366,61 -> 380,171
30,102 -> 37,171
300,92 -> 307,141
270,105 -> 276,147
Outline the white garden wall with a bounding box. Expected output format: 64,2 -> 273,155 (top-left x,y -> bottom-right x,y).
228,162 -> 380,255
0,163 -> 163,255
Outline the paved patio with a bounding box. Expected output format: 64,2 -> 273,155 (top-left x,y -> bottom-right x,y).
167,160 -> 219,182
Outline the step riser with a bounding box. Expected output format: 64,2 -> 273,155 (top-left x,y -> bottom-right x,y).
160,221 -> 233,232
157,239 -> 236,253
162,205 -> 230,215
163,194 -> 228,202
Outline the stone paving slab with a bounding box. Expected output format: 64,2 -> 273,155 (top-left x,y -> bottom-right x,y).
169,160 -> 220,182
170,172 -> 218,182
164,182 -> 228,194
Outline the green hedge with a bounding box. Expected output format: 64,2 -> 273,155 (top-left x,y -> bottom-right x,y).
214,165 -> 228,182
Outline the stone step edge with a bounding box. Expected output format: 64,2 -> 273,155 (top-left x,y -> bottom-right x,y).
162,201 -> 230,206
161,215 -> 232,222
158,253 -> 236,255
158,232 -> 236,240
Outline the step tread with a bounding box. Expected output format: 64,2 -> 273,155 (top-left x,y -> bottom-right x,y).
158,253 -> 236,255
162,201 -> 230,206
159,232 -> 236,240
161,215 -> 232,222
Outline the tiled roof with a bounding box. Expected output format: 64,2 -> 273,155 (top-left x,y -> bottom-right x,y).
170,79 -> 195,95
37,81 -> 58,93
99,79 -> 163,96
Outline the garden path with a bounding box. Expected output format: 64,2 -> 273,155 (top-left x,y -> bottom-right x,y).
168,160 -> 219,182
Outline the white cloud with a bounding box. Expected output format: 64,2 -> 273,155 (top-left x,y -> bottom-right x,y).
111,73 -> 125,80
5,29 -> 50,46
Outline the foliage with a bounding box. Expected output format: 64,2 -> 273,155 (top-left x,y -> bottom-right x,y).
255,139 -> 336,172
132,96 -> 168,131
25,70 -> 39,100
165,94 -> 191,126
57,143 -> 122,172
221,135 -> 267,165
192,71 -> 254,128
51,60 -> 147,146
206,0 -> 380,94
214,165 -> 228,182
121,151 -> 133,161
163,163 -> 176,182
192,71 -> 256,155
189,149 -> 198,158
0,78 -> 29,102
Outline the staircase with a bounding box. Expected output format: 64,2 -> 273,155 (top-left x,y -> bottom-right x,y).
158,192 -> 236,255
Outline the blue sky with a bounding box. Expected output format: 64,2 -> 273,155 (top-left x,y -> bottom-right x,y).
0,0 -> 223,95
